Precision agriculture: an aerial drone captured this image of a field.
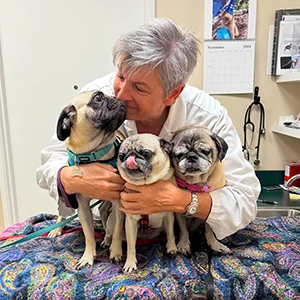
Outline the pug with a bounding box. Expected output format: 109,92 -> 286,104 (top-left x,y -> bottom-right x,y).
112,133 -> 178,273
171,125 -> 231,254
213,10 -> 239,40
55,90 -> 126,269
222,12 -> 239,39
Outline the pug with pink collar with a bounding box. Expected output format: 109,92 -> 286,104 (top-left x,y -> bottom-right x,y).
105,133 -> 178,274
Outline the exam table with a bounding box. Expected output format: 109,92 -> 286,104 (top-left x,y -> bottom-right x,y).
0,205 -> 299,299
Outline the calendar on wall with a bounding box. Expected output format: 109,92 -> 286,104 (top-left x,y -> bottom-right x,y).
203,40 -> 256,94
203,0 -> 257,94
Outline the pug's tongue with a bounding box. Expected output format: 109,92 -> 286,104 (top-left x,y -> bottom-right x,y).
126,155 -> 139,170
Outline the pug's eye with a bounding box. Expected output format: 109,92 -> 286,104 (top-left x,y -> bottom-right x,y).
175,153 -> 184,161
93,92 -> 104,102
118,152 -> 126,162
201,149 -> 211,156
141,150 -> 153,160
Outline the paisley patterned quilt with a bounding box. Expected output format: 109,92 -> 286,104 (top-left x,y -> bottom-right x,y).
0,214 -> 299,299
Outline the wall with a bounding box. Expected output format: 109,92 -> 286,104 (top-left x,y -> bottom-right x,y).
0,0 -> 154,224
157,0 -> 300,170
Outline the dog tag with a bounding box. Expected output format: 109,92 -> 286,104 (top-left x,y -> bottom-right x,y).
72,165 -> 83,178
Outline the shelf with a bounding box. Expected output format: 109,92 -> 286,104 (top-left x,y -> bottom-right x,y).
272,124 -> 300,139
276,72 -> 300,83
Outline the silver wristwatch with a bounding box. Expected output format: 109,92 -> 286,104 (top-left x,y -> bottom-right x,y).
184,192 -> 198,217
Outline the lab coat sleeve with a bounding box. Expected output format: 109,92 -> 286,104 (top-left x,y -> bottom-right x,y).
36,134 -> 76,218
184,87 -> 261,240
208,112 -> 260,240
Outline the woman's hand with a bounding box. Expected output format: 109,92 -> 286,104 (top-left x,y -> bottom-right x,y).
60,163 -> 125,201
119,180 -> 190,215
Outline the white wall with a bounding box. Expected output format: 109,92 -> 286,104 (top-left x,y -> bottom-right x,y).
0,0 -> 155,225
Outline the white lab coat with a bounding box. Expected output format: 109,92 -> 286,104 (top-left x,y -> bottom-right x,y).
36,72 -> 260,240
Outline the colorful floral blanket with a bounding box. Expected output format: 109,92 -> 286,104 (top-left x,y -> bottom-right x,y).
0,214 -> 299,299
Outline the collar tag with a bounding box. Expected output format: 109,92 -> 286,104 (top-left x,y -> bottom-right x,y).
79,156 -> 91,163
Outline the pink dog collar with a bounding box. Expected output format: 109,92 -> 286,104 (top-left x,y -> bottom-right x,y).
175,177 -> 211,193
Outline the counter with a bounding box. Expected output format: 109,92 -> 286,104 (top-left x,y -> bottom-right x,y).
256,169 -> 300,208
258,189 -> 300,207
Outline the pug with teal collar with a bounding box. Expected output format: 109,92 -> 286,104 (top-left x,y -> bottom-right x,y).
55,90 -> 126,269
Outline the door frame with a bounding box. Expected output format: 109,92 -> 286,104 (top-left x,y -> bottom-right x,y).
0,35 -> 19,228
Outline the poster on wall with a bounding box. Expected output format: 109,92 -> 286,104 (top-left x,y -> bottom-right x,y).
203,0 -> 257,94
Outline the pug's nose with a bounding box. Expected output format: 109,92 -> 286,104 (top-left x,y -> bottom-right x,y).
187,152 -> 198,162
126,156 -> 139,170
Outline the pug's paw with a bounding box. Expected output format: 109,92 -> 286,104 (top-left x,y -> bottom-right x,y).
75,251 -> 95,269
177,241 -> 191,255
209,241 -> 232,254
109,243 -> 123,262
123,258 -> 137,274
101,235 -> 111,247
166,244 -> 178,256
48,227 -> 63,238
109,250 -> 123,262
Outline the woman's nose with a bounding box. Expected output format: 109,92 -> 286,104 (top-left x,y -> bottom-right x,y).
115,81 -> 132,101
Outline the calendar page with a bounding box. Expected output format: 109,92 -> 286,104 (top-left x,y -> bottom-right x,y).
203,40 -> 255,94
203,0 -> 257,94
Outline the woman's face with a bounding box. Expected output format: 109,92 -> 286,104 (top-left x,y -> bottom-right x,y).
113,66 -> 168,122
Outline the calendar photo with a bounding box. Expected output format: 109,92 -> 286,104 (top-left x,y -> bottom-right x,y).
205,0 -> 257,40
212,0 -> 249,40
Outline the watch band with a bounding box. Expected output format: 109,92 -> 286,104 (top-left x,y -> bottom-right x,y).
184,192 -> 199,217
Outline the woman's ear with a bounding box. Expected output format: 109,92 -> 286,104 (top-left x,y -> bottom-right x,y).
164,84 -> 185,106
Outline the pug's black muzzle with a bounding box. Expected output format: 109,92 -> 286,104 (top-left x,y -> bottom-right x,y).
87,93 -> 127,132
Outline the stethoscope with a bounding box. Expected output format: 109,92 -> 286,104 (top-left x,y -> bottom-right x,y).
242,86 -> 266,166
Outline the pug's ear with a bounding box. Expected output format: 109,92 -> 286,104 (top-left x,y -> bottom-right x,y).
211,133 -> 228,162
159,139 -> 173,155
56,105 -> 77,141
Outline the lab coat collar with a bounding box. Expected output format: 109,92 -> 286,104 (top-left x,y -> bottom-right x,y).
123,94 -> 186,141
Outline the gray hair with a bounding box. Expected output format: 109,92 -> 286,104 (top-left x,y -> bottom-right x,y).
112,18 -> 200,95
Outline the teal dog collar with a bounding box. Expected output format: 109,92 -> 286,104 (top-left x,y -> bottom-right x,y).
67,143 -> 114,166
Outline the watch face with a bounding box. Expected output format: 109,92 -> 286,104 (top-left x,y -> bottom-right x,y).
189,206 -> 198,214
185,192 -> 198,217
